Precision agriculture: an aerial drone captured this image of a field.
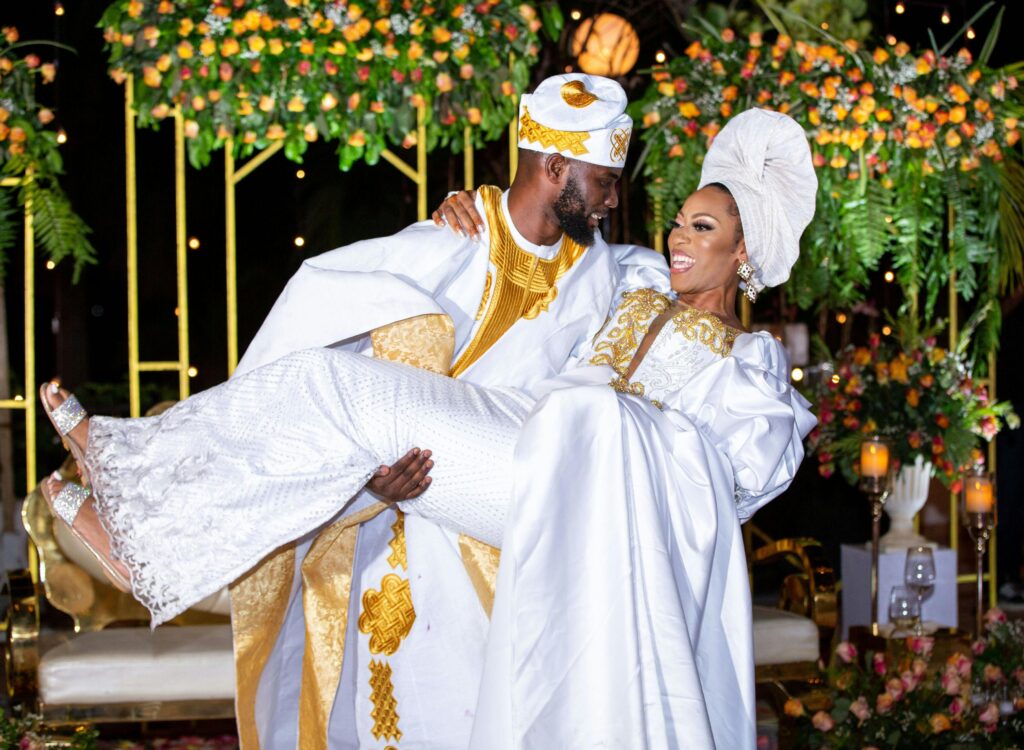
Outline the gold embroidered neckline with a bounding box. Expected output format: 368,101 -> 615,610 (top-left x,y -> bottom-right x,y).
669,305 -> 742,357
449,185 -> 587,377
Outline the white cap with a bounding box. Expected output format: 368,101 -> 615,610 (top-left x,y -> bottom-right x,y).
517,73 -> 633,169
698,108 -> 817,294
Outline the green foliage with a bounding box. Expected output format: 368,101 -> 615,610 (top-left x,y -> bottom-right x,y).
0,712 -> 99,749
0,28 -> 96,279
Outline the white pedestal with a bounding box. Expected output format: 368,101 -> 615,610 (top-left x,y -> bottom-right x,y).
840,544 -> 957,638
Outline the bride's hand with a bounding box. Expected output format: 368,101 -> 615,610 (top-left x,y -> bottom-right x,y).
432,190 -> 484,241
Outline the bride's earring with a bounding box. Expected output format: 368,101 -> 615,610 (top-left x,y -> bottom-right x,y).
736,261 -> 758,303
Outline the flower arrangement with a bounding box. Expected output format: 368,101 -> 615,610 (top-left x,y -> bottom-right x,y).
0,27 -> 95,278
634,20 -> 1024,356
100,0 -> 556,169
807,330 -> 1018,488
790,610 -> 1024,748
0,712 -> 97,749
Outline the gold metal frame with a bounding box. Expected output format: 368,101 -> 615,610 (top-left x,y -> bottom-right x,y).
0,175 -> 37,504
125,77 -> 191,417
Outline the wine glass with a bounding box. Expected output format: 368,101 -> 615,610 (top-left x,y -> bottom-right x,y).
904,546 -> 936,635
888,585 -> 920,637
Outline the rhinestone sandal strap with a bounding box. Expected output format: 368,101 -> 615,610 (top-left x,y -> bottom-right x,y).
52,395 -> 87,436
52,482 -> 91,526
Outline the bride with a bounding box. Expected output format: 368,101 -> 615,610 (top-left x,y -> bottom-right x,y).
39,108 -> 816,749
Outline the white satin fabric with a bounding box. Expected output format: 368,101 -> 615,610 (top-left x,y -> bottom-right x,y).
473,332 -> 816,750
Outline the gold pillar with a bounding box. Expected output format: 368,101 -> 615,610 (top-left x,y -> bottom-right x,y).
124,85 -> 192,415
463,127 -> 474,190
224,140 -> 284,375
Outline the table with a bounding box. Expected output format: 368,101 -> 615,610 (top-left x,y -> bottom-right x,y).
840,544 -> 957,638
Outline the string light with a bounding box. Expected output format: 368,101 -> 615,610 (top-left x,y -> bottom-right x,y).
56,129 -> 67,144
295,169 -> 305,179
882,325 -> 893,336
54,2 -> 65,16
187,236 -> 200,250
820,22 -> 829,30
895,1 -> 905,14
570,9 -> 582,20
884,270 -> 895,282
941,7 -> 951,24
187,366 -> 198,378
836,312 -> 848,324
294,236 -> 305,247
886,34 -> 897,46
564,65 -> 574,73
967,26 -> 976,40
654,50 -> 666,64
45,260 -> 56,270
791,367 -> 804,382
831,374 -> 841,384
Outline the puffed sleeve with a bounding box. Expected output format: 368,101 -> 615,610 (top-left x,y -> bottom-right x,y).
661,332 -> 817,522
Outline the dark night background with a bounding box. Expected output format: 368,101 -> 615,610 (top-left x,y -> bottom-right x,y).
3,1 -> 1023,577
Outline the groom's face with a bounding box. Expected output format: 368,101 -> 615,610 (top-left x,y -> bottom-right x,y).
552,161 -> 622,246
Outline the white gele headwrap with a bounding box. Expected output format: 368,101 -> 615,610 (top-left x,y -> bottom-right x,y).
698,108 -> 817,295
517,73 -> 633,169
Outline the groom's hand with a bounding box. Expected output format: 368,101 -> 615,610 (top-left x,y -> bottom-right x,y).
367,448 -> 433,502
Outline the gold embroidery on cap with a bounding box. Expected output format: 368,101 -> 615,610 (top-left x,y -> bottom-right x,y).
519,107 -> 590,156
368,659 -> 402,741
610,127 -> 630,162
561,79 -> 599,108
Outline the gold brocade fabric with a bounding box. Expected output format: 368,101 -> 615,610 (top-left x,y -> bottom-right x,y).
589,288 -> 672,374
230,545 -> 300,750
671,306 -> 740,356
449,185 -> 587,378
368,660 -> 402,741
458,535 -> 502,616
370,314 -> 456,375
296,503 -> 391,749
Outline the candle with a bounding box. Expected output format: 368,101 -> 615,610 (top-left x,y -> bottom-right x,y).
860,440 -> 889,478
965,476 -> 994,514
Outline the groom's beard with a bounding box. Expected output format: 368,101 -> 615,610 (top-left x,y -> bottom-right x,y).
553,174 -> 596,246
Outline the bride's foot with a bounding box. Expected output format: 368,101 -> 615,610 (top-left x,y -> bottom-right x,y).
39,381 -> 91,485
40,473 -> 131,592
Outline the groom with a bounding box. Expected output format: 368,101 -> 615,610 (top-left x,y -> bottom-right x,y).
230,73 -> 667,748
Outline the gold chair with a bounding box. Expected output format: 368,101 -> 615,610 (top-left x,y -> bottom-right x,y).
4,457 -> 235,726
747,526 -> 837,685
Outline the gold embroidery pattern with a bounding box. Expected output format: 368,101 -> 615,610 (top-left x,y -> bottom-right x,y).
671,306 -> 740,356
359,573 -> 416,656
475,271 -> 492,321
368,659 -> 402,741
387,512 -> 408,571
609,374 -> 663,410
610,127 -> 630,162
560,79 -> 599,108
589,288 -> 672,374
519,107 -> 590,155
450,185 -> 587,377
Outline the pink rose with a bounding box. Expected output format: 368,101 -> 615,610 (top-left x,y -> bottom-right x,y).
908,636 -> 934,656
900,670 -> 920,693
850,696 -> 871,721
876,693 -> 894,714
886,677 -> 905,700
949,697 -> 965,717
836,641 -> 858,664
979,702 -> 1000,725
873,652 -> 887,675
942,669 -> 962,696
972,639 -> 987,655
912,658 -> 928,678
984,608 -> 1007,628
811,710 -> 835,732
947,652 -> 972,678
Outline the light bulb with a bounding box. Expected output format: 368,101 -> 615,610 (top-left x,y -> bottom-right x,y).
655,50 -> 666,64
941,8 -> 951,24
967,26 -> 976,40
895,1 -> 905,15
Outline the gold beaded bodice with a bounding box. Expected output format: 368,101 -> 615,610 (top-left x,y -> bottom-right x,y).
449,185 -> 587,378
590,288 -> 742,408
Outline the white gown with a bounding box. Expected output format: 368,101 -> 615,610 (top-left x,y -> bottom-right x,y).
86,288 -> 814,748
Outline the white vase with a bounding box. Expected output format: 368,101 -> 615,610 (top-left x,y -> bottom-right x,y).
880,455 -> 936,553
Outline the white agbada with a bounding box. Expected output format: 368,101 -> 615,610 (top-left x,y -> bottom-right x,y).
233,190 -> 667,749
